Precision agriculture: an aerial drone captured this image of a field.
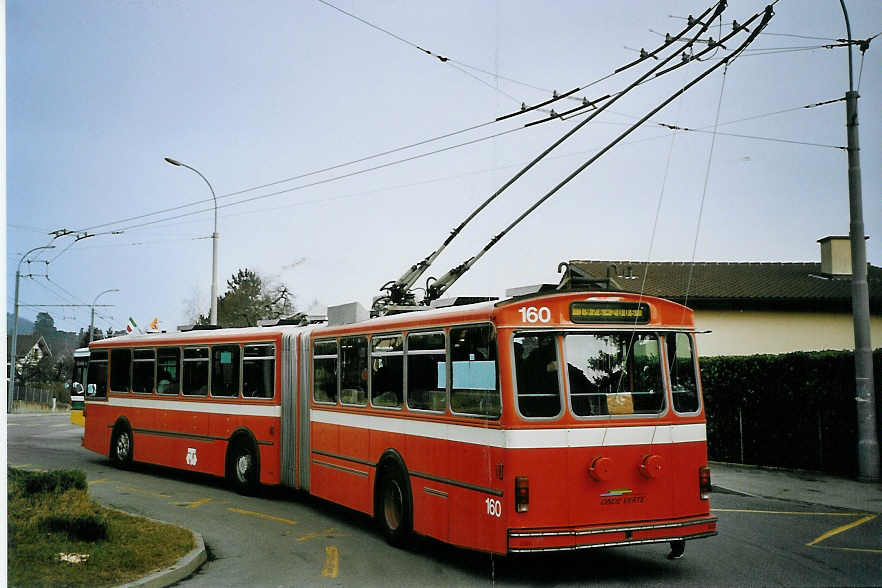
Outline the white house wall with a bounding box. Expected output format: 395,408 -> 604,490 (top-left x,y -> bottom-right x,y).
693,309 -> 882,357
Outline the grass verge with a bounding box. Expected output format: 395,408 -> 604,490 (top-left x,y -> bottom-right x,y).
8,467 -> 195,587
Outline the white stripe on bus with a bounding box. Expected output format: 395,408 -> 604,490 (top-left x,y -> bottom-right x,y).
310,410 -> 706,449
96,397 -> 282,418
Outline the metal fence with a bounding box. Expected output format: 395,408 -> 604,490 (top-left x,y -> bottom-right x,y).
12,384 -> 64,411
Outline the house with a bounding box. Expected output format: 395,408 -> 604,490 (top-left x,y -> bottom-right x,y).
6,334 -> 52,378
561,236 -> 881,357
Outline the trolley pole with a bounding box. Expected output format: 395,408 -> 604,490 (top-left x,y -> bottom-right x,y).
840,0 -> 878,482
8,245 -> 55,413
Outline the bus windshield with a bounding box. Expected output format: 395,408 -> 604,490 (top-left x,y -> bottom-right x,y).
565,332 -> 664,417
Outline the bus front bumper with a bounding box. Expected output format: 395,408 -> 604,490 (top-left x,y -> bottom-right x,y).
508,515 -> 717,553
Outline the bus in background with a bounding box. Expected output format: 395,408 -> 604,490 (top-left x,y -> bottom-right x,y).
82,289 -> 715,558
69,347 -> 89,426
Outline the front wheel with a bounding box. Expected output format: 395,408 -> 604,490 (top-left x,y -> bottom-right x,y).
110,427 -> 133,468
376,464 -> 412,547
228,440 -> 259,495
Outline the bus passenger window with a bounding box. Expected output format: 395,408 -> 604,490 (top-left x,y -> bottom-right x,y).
668,333 -> 699,413
132,349 -> 156,394
450,325 -> 500,418
407,332 -> 446,412
370,335 -> 403,408
211,345 -> 240,397
243,344 -> 275,398
110,348 -> 132,393
313,340 -> 338,404
183,347 -> 210,396
513,334 -> 561,418
565,333 -> 664,417
340,336 -> 368,406
156,348 -> 181,395
87,350 -> 108,398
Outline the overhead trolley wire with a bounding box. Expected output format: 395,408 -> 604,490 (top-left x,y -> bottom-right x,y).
377,0 -> 731,308
420,4 -> 775,304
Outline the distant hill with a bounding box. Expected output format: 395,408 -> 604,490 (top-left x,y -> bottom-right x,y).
7,313 -> 34,335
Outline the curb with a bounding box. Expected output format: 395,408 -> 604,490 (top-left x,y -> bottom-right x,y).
118,530 -> 207,588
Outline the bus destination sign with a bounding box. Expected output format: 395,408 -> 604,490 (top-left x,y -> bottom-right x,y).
569,301 -> 651,324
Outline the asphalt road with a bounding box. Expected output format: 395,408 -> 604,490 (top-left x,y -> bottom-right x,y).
8,413 -> 882,586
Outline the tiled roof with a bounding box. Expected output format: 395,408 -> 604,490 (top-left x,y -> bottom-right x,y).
565,261 -> 882,312
6,335 -> 50,361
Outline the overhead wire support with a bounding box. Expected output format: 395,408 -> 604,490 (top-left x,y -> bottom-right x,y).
422,4 -> 774,304
375,0 -> 728,311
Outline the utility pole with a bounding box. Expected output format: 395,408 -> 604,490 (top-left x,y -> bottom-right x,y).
8,245 -> 55,413
89,289 -> 120,343
839,0 -> 878,483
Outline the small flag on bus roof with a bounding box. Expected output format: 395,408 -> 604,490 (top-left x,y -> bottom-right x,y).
126,317 -> 139,334
149,317 -> 159,331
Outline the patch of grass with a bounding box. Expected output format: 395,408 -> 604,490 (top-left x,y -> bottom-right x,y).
8,467 -> 194,587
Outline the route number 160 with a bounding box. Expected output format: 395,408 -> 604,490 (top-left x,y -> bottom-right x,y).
518,306 -> 551,324
485,497 -> 502,517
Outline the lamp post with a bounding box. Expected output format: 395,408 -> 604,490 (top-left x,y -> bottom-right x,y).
165,157 -> 219,326
8,245 -> 55,413
838,1 -> 878,482
89,289 -> 120,344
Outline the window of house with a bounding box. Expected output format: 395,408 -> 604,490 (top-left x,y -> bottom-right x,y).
513,333 -> 561,418
86,350 -> 108,398
406,332 -> 447,412
243,344 -> 275,399
565,332 -> 664,417
156,347 -> 180,395
313,340 -> 338,404
668,333 -> 700,413
110,348 -> 131,393
371,335 -> 403,409
132,348 -> 156,394
182,347 -> 210,396
211,345 -> 239,397
449,325 -> 499,418
340,336 -> 368,406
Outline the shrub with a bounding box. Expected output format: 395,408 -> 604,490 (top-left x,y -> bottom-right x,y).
700,348 -> 881,476
43,513 -> 108,542
20,469 -> 87,495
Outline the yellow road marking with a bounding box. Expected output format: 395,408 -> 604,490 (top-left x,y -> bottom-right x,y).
806,514 -> 878,547
297,527 -> 350,542
88,478 -> 111,485
813,545 -> 882,554
713,508 -> 864,516
115,484 -> 171,498
227,507 -> 297,525
322,546 -> 339,578
170,498 -> 213,509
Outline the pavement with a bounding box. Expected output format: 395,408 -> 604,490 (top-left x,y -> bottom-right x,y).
710,460 -> 882,514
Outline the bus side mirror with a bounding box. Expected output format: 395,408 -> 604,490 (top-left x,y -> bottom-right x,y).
72,382 -> 84,394
86,384 -> 97,397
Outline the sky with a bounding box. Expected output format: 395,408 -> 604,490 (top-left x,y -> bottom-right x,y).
5,0 -> 881,335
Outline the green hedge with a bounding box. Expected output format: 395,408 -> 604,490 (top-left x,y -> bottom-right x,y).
700,349 -> 882,476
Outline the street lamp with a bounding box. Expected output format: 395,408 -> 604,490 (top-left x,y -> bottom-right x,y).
165,157 -> 219,326
89,289 -> 120,343
8,245 -> 55,413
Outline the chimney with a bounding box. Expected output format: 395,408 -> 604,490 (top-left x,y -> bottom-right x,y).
818,235 -> 863,275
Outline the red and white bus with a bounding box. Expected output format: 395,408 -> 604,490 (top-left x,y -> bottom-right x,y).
83,289 -> 716,556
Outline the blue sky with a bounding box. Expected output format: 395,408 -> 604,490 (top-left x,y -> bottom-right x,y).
6,0 -> 881,334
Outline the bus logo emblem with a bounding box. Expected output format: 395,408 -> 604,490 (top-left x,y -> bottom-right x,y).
186,447 -> 198,466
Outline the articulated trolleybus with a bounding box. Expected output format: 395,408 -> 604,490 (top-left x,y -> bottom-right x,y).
82,289 -> 716,557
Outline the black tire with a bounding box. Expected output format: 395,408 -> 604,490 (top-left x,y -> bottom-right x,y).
228,439 -> 260,495
376,463 -> 412,547
110,426 -> 133,468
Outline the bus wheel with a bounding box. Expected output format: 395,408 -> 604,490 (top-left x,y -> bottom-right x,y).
667,539 -> 686,560
110,426 -> 133,468
377,463 -> 412,547
228,439 -> 259,495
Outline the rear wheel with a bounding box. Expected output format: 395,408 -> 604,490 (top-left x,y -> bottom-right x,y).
228,440 -> 259,495
110,426 -> 133,468
376,463 -> 412,547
